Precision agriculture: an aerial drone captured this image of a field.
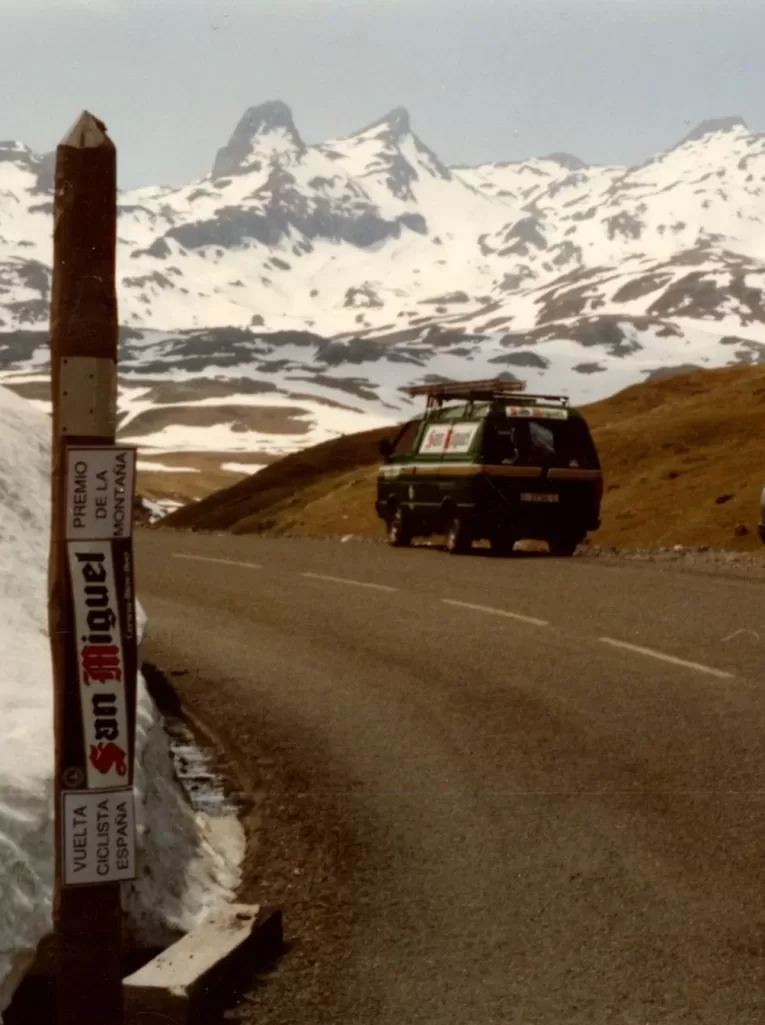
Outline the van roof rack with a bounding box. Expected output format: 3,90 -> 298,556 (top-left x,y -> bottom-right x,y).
404,378 -> 569,409
405,378 -> 527,404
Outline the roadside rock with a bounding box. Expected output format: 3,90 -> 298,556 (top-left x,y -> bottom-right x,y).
578,543 -> 765,580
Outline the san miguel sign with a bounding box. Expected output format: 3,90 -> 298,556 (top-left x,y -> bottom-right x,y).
68,541 -> 131,788
61,446 -> 139,887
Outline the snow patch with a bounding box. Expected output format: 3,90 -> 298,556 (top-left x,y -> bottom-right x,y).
0,384 -> 245,1017
220,462 -> 263,475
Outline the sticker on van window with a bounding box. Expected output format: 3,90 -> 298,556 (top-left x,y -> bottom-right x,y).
445,422 -> 480,454
419,424 -> 451,454
418,422 -> 480,455
505,405 -> 568,420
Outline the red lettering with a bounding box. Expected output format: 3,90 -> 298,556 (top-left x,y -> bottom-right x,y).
81,646 -> 122,685
89,743 -> 127,777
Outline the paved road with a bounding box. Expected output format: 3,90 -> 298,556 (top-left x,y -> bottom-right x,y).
137,530 -> 765,1025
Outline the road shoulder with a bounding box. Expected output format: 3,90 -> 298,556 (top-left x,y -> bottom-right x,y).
140,642 -> 353,1025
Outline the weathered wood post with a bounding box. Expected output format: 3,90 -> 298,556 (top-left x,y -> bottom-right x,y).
48,112 -> 138,1025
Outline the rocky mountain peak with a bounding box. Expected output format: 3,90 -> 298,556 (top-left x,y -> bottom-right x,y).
211,100 -> 306,180
358,107 -> 413,141
678,116 -> 749,147
377,106 -> 411,137
543,152 -> 588,171
336,106 -> 451,197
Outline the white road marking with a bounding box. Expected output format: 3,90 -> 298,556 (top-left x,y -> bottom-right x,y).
441,598 -> 548,627
599,637 -> 733,679
174,553 -> 262,570
721,628 -> 760,643
300,572 -> 398,593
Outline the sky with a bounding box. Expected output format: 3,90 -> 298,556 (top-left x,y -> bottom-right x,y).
0,0 -> 763,189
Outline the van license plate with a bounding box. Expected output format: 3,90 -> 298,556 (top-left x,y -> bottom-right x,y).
520,492 -> 559,503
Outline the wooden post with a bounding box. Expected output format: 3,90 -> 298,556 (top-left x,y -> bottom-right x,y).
49,112 -> 138,1025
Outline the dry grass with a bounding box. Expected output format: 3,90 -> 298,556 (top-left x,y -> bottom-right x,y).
585,364 -> 765,550
160,365 -> 765,550
161,425 -> 394,532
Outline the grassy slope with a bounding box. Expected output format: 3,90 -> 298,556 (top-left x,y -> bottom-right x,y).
160,424 -> 395,533
160,365 -> 765,550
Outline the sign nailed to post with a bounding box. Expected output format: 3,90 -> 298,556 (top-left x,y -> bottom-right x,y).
66,446 -> 136,541
67,540 -> 132,789
62,789 -> 136,886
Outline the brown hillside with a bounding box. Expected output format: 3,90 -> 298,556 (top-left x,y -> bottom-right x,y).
160,424 -> 397,533
160,366 -> 765,550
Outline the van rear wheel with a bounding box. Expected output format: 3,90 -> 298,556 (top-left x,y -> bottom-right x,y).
387,508 -> 412,547
446,517 -> 472,555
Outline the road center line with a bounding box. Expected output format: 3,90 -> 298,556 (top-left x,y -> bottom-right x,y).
441,598 -> 548,627
173,553 -> 262,570
300,571 -> 398,593
599,637 -> 733,679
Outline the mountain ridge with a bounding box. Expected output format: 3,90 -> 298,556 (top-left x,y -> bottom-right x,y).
1,103 -> 765,508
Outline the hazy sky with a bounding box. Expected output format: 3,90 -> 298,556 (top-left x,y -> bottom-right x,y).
0,0 -> 763,189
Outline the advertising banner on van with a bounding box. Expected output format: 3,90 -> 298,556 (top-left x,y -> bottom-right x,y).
418,422 -> 480,455
505,405 -> 568,420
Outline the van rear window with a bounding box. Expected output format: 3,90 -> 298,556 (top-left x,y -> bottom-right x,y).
485,417 -> 599,469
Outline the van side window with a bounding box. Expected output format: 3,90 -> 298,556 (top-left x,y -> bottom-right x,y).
392,419 -> 422,457
558,419 -> 600,469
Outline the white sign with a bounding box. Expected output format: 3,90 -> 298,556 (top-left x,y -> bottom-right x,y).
418,422 -> 480,455
67,540 -> 131,789
62,789 -> 136,886
419,423 -> 451,454
66,447 -> 136,540
445,422 -> 480,454
505,405 -> 568,420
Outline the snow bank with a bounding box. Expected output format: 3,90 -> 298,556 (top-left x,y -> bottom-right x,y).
139,495 -> 181,524
0,385 -> 245,1017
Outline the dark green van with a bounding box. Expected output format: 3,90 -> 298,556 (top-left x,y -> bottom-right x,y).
376,378 -> 603,556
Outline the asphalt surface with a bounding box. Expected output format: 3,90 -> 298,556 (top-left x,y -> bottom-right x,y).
137,530 -> 765,1025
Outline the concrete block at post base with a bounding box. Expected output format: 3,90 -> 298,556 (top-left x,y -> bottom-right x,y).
123,903 -> 283,1025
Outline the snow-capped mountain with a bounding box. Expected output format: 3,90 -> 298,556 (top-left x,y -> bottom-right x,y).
3,103 -> 765,341
1,104 -> 765,503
